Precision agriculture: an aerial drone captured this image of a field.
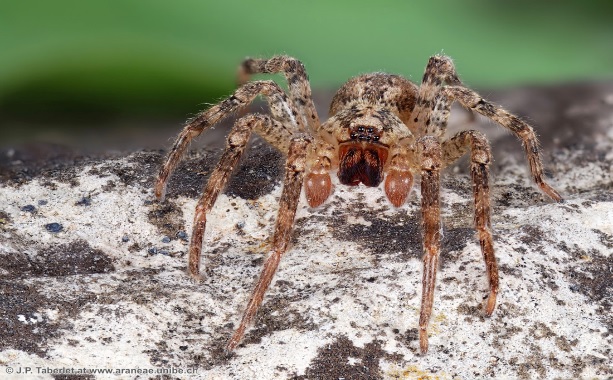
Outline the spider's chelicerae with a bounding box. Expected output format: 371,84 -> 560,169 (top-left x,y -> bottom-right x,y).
155,55 -> 562,354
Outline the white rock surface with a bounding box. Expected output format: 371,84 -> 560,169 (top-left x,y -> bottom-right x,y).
1,82 -> 612,379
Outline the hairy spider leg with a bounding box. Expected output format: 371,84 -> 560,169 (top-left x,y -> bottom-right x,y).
413,55 -> 561,353
413,54 -> 561,205
410,55 -> 462,138
227,136 -> 311,351
410,56 -> 463,353
442,130 -> 498,315
156,80 -> 300,202
240,56 -> 338,208
442,86 -> 562,202
188,114 -> 284,278
240,55 -> 321,133
417,136 -> 443,354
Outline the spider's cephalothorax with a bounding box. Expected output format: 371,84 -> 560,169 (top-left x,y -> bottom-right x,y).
156,55 -> 562,354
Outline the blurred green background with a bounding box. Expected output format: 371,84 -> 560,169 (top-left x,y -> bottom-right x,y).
1,0 -> 612,150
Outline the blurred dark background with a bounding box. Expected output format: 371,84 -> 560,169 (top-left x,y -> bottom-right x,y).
1,1 -> 612,153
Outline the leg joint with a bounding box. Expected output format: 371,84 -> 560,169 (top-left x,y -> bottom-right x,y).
418,137 -> 442,171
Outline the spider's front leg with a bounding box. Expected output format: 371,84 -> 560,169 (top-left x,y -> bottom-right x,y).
226,136 -> 311,351
418,136 -> 443,354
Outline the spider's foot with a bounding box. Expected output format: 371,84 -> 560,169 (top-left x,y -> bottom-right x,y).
226,325 -> 247,352
188,271 -> 204,283
154,181 -> 167,202
485,292 -> 497,316
419,327 -> 429,354
540,182 -> 563,203
225,340 -> 239,352
221,346 -> 237,359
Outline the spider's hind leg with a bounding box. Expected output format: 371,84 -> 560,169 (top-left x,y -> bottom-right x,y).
239,55 -> 320,132
411,55 -> 463,137
442,130 -> 498,315
442,85 -> 562,202
156,80 -> 299,201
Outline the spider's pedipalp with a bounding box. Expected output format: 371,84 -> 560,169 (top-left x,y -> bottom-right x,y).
155,80 -> 299,201
384,144 -> 415,207
443,130 -> 499,315
304,139 -> 336,207
384,168 -> 414,207
240,55 -> 321,132
227,135 -> 311,351
417,136 -> 443,354
442,85 -> 562,202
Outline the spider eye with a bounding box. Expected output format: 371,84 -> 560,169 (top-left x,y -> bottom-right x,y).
357,126 -> 365,132
367,127 -> 374,133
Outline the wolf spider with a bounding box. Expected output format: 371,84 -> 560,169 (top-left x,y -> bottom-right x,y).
155,55 -> 562,354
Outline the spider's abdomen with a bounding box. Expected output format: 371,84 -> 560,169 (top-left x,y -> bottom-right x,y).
329,73 -> 418,125
338,142 -> 388,187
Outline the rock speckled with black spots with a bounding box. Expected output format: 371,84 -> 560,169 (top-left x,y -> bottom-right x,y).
0,81 -> 612,379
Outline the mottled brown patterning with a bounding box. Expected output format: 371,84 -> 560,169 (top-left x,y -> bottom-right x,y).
156,55 -> 562,354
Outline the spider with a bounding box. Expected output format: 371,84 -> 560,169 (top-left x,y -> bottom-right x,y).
155,55 -> 562,354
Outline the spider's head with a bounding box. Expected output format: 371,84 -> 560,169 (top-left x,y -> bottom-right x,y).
337,125 -> 388,187
314,105 -> 414,207
333,107 -> 394,188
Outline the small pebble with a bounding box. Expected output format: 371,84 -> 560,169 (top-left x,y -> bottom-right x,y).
21,205 -> 36,213
176,231 -> 188,241
159,250 -> 170,256
37,200 -> 48,206
236,221 -> 245,229
45,223 -> 63,233
161,236 -> 171,243
147,247 -> 158,255
76,197 -> 91,206
121,235 -> 130,243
